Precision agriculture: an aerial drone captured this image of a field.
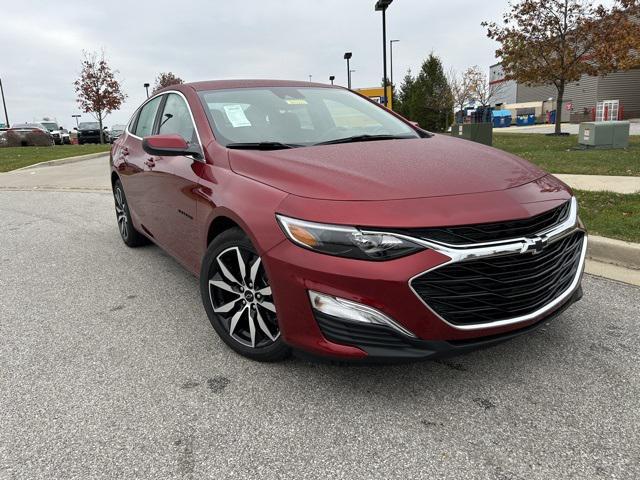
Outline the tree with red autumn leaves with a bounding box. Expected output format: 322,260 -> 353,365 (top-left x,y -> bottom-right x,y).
74,51 -> 126,144
484,0 -> 640,134
152,72 -> 184,94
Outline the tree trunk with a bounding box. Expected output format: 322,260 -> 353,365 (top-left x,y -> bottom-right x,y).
98,113 -> 104,144
555,82 -> 565,135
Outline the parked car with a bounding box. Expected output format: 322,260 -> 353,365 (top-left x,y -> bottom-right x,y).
109,124 -> 126,143
39,118 -> 70,145
77,122 -> 109,144
110,80 -> 586,363
7,123 -> 55,146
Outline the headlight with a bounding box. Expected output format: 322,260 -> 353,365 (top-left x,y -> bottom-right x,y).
276,214 -> 424,261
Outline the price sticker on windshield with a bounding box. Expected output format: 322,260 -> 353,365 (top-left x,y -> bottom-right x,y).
223,105 -> 252,128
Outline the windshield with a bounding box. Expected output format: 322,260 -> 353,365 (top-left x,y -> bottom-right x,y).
79,122 -> 100,129
41,122 -> 58,131
198,87 -> 418,147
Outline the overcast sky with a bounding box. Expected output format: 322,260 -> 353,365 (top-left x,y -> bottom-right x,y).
0,0 -> 614,128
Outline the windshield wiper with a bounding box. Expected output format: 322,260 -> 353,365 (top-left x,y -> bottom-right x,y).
226,141 -> 302,150
314,134 -> 416,146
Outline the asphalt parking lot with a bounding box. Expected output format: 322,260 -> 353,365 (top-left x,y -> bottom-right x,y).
1,181 -> 639,478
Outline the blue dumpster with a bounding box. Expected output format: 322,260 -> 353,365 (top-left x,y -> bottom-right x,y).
492,110 -> 512,128
516,114 -> 536,126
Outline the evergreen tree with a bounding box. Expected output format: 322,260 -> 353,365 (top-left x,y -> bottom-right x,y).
414,54 -> 454,132
394,56 -> 454,132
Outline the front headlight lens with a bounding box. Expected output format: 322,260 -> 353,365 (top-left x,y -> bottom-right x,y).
276,214 -> 424,261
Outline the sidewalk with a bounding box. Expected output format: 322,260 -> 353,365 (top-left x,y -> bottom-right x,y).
498,122 -> 640,135
554,173 -> 640,194
0,155 -> 111,192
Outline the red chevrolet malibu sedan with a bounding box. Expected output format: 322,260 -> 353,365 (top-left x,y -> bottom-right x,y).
110,80 -> 586,362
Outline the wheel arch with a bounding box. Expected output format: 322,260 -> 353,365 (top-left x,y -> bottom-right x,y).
206,214 -> 242,247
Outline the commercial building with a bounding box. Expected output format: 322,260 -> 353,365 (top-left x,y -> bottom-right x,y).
489,63 -> 640,123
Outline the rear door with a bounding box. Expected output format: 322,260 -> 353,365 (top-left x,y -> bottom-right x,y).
118,95 -> 164,234
146,92 -> 203,271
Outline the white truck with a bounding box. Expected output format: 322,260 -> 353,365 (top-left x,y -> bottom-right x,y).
39,117 -> 70,145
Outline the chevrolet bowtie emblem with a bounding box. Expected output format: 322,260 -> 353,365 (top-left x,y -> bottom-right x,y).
523,235 -> 549,255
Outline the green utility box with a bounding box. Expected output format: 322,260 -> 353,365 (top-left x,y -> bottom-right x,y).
451,123 -> 493,146
578,121 -> 630,149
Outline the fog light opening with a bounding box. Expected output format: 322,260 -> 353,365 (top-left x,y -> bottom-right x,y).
308,290 -> 416,338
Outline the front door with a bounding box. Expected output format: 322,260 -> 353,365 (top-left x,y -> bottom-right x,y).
145,92 -> 202,272
118,94 -> 164,235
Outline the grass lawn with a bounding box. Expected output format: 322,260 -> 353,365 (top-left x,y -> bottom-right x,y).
575,190 -> 640,243
494,133 -> 640,176
0,144 -> 111,172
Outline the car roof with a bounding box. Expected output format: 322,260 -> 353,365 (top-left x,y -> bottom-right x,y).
161,79 -> 339,93
12,123 -> 44,128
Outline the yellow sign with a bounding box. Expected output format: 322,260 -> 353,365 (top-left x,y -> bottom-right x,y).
355,86 -> 393,110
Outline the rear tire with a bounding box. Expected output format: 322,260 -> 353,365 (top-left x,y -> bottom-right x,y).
113,179 -> 150,248
200,228 -> 290,362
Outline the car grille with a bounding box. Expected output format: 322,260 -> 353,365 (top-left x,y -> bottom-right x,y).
394,200 -> 571,245
411,231 -> 585,326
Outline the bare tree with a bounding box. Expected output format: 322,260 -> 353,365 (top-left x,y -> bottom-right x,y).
467,66 -> 505,108
447,67 -> 474,122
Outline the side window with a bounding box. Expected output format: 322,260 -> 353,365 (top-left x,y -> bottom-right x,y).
158,93 -> 196,143
134,96 -> 162,137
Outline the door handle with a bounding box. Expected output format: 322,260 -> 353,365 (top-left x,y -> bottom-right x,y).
144,157 -> 156,168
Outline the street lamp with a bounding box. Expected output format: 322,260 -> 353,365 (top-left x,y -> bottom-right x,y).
309,75 -> 313,83
72,114 -> 81,128
375,0 -> 393,107
390,39 -> 400,108
0,77 -> 9,127
329,75 -> 335,85
343,52 -> 353,89
143,83 -> 150,98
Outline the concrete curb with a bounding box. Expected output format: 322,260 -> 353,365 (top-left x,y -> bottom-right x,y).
10,152 -> 109,172
587,235 -> 640,271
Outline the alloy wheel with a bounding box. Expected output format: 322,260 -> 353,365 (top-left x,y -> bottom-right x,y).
208,246 -> 279,348
114,186 -> 129,241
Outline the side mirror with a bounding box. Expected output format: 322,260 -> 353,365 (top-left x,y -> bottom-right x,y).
142,134 -> 203,159
73,127 -> 78,130
409,121 -> 420,128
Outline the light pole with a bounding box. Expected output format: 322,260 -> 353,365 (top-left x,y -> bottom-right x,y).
390,39 -> 399,106
375,0 -> 393,108
309,75 -> 313,83
329,75 -> 335,85
343,52 -> 353,89
143,83 -> 150,98
0,77 -> 9,127
72,114 -> 81,128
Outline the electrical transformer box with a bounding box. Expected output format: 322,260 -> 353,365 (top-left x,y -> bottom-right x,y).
579,121 -> 630,149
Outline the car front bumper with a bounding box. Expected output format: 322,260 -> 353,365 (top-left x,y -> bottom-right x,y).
263,229 -> 586,361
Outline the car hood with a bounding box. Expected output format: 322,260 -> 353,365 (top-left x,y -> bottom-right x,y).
228,135 -> 547,201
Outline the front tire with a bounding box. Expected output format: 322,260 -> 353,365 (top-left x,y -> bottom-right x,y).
200,228 -> 290,362
113,179 -> 150,248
